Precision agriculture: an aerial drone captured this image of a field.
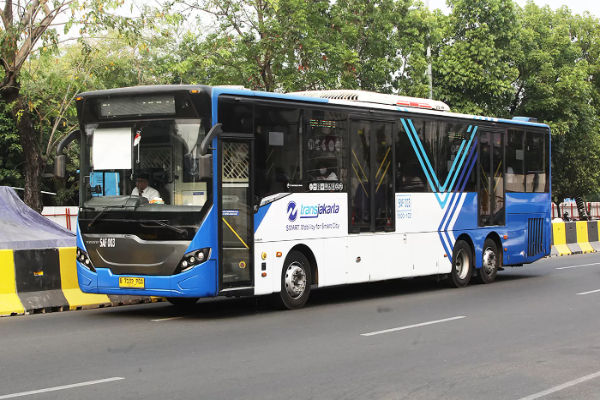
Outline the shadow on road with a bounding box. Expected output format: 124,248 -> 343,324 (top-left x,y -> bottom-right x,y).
91,271 -> 541,321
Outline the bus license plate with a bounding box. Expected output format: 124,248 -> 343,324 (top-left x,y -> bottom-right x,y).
119,277 -> 145,289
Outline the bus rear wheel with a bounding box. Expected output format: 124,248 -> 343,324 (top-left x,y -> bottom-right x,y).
274,250 -> 312,310
448,240 -> 473,288
166,297 -> 199,308
477,238 -> 499,284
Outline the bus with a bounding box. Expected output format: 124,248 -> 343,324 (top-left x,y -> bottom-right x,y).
56,85 -> 551,309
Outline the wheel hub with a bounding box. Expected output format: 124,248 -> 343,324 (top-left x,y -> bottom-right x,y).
482,247 -> 496,275
285,262 -> 307,299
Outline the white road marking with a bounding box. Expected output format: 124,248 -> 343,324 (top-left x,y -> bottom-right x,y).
151,316 -> 187,322
361,316 -> 466,337
517,370 -> 600,400
0,377 -> 125,399
556,262 -> 600,270
577,289 -> 600,296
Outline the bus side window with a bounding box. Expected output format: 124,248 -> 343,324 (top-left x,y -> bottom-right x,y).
306,110 -> 347,190
506,129 -> 525,192
395,119 -> 429,193
218,98 -> 253,134
525,131 -> 548,193
254,105 -> 303,198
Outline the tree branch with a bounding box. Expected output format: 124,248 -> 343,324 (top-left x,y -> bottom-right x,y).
14,2 -> 72,72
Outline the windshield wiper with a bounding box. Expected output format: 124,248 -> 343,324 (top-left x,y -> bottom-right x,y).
87,206 -> 123,228
138,220 -> 188,238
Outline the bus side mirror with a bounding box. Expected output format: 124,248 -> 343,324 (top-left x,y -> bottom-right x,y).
184,153 -> 213,181
54,155 -> 66,179
198,154 -> 213,181
199,123 -> 222,156
54,129 -> 81,180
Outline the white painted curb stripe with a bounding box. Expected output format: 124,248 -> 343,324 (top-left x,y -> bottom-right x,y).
361,316 -> 466,337
556,262 -> 600,270
577,289 -> 600,295
517,370 -> 600,400
0,377 -> 125,399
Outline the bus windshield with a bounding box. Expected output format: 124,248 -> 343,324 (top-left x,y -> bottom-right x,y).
82,118 -> 210,210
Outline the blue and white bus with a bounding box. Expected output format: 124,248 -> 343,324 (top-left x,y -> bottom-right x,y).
64,85 -> 551,309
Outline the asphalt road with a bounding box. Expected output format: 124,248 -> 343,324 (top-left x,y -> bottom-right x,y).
2,254 -> 600,400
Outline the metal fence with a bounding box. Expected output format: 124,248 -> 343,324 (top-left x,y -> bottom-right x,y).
552,202 -> 600,220
42,206 -> 78,232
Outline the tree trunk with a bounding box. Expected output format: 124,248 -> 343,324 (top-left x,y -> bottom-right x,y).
12,95 -> 44,213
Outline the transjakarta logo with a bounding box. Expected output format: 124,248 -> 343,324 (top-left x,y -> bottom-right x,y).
287,201 -> 298,222
285,200 -> 341,232
297,203 -> 340,219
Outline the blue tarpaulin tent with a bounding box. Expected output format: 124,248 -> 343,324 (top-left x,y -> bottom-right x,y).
0,187 -> 75,250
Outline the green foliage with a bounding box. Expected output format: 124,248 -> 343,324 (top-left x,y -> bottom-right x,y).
509,3 -> 600,202
0,105 -> 23,188
433,0 -> 520,115
164,0 -> 437,94
3,0 -> 600,204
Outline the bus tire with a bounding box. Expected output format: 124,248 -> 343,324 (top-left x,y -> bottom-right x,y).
275,250 -> 312,310
477,238 -> 499,284
166,297 -> 199,308
448,240 -> 473,288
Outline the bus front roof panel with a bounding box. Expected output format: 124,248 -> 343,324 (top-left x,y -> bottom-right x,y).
77,84 -> 212,98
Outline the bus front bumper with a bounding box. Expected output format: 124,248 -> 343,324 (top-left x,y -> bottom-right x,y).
77,260 -> 218,298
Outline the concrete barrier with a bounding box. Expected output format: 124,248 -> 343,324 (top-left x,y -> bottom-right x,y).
0,247 -> 159,317
551,220 -> 599,256
58,247 -> 111,310
0,250 -> 25,316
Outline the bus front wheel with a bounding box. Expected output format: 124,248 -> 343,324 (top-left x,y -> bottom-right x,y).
275,251 -> 312,310
448,240 -> 473,288
166,297 -> 199,308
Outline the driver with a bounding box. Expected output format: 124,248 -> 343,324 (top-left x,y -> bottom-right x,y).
132,173 -> 159,200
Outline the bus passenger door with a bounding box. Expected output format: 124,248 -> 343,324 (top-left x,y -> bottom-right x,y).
219,138 -> 254,289
347,119 -> 396,283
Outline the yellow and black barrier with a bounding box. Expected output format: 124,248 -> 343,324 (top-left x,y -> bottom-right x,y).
0,247 -> 161,317
551,220 -> 600,256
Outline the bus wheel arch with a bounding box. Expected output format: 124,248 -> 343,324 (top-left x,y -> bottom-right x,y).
448,234 -> 475,288
455,233 -> 475,261
289,244 -> 318,286
477,232 -> 502,284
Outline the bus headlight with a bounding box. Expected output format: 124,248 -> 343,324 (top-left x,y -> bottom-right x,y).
173,248 -> 211,275
76,248 -> 96,272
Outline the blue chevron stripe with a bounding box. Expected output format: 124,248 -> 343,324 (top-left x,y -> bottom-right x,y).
406,119 -> 438,186
402,119 -> 477,208
443,194 -> 464,263
442,127 -> 477,192
455,137 -> 478,192
438,144 -> 478,263
438,230 -> 453,263
440,192 -> 461,263
460,154 -> 478,192
401,119 -> 439,195
438,192 -> 455,232
405,121 -> 476,191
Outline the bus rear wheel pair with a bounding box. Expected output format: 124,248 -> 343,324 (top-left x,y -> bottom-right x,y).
448,238 -> 499,288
